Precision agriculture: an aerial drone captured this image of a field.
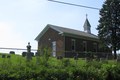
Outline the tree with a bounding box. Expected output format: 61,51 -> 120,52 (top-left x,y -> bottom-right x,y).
97,0 -> 120,59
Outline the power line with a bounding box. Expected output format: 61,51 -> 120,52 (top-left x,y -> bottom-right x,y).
48,0 -> 100,10
0,47 -> 37,51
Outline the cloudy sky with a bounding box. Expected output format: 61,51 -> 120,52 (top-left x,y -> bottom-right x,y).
0,0 -> 108,55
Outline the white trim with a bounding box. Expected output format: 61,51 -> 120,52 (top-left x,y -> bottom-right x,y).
35,24 -> 63,41
63,33 -> 98,42
35,24 -> 98,42
58,32 -> 63,34
84,27 -> 91,34
52,41 -> 56,57
35,25 -> 50,41
49,25 -> 63,33
71,39 -> 76,41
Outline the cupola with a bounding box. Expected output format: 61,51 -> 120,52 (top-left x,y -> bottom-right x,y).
83,14 -> 91,34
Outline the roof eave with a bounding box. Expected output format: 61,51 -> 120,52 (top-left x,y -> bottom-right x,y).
34,24 -> 50,41
34,24 -> 63,41
63,32 -> 99,42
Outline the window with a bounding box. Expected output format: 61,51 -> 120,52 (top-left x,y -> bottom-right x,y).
93,43 -> 97,52
71,39 -> 75,51
83,41 -> 87,51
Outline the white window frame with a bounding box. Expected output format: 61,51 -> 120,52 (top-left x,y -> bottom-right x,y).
83,41 -> 87,51
71,39 -> 75,51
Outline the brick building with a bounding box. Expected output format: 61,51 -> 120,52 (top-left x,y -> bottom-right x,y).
35,18 -> 111,58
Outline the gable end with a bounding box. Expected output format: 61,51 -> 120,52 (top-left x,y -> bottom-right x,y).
35,24 -> 63,41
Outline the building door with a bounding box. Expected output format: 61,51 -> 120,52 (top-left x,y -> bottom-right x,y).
52,41 -> 56,57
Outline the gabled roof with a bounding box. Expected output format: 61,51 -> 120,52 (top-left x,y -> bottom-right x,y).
83,18 -> 91,27
35,24 -> 98,41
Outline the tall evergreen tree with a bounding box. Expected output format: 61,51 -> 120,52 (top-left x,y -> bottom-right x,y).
97,0 -> 120,59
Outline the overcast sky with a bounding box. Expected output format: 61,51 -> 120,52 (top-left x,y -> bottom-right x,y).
0,0 -> 109,55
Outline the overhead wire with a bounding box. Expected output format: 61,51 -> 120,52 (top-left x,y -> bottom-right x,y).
0,47 -> 37,51
48,0 -> 100,10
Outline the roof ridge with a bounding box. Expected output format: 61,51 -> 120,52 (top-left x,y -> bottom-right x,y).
35,24 -> 98,41
48,24 -> 98,39
49,24 -> 97,36
49,24 -> 85,33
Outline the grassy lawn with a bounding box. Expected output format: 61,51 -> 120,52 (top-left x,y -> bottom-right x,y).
0,53 -> 26,65
0,53 -> 86,66
0,53 -> 119,80
0,53 -> 116,66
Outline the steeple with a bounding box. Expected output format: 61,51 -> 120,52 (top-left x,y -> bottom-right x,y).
83,14 -> 91,34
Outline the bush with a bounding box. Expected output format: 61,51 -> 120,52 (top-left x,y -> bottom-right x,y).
61,58 -> 70,67
0,52 -> 120,79
36,45 -> 52,67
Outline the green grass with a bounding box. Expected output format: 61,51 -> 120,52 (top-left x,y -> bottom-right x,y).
0,53 -> 116,67
0,53 -> 25,65
0,53 -> 117,68
0,53 -> 120,80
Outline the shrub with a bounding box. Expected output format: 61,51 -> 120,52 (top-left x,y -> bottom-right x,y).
1,53 -> 120,79
36,45 -> 52,66
61,58 -> 70,67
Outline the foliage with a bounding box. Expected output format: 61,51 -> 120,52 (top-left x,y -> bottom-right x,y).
85,51 -> 93,58
96,0 -> 120,59
101,64 -> 120,80
59,50 -> 65,56
89,51 -> 93,57
61,58 -> 70,67
0,53 -> 120,80
85,51 -> 88,57
37,45 -> 52,66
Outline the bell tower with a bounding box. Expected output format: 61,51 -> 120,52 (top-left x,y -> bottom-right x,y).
83,14 -> 91,34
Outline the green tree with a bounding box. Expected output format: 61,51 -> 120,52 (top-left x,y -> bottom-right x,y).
97,0 -> 120,59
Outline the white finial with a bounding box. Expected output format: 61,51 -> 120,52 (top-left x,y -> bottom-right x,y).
86,14 -> 88,19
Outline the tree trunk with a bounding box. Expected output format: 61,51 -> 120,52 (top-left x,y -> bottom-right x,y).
114,47 -> 116,60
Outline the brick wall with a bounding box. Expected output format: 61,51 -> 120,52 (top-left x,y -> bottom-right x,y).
64,36 -> 104,58
38,27 -> 64,57
37,27 -> 112,58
